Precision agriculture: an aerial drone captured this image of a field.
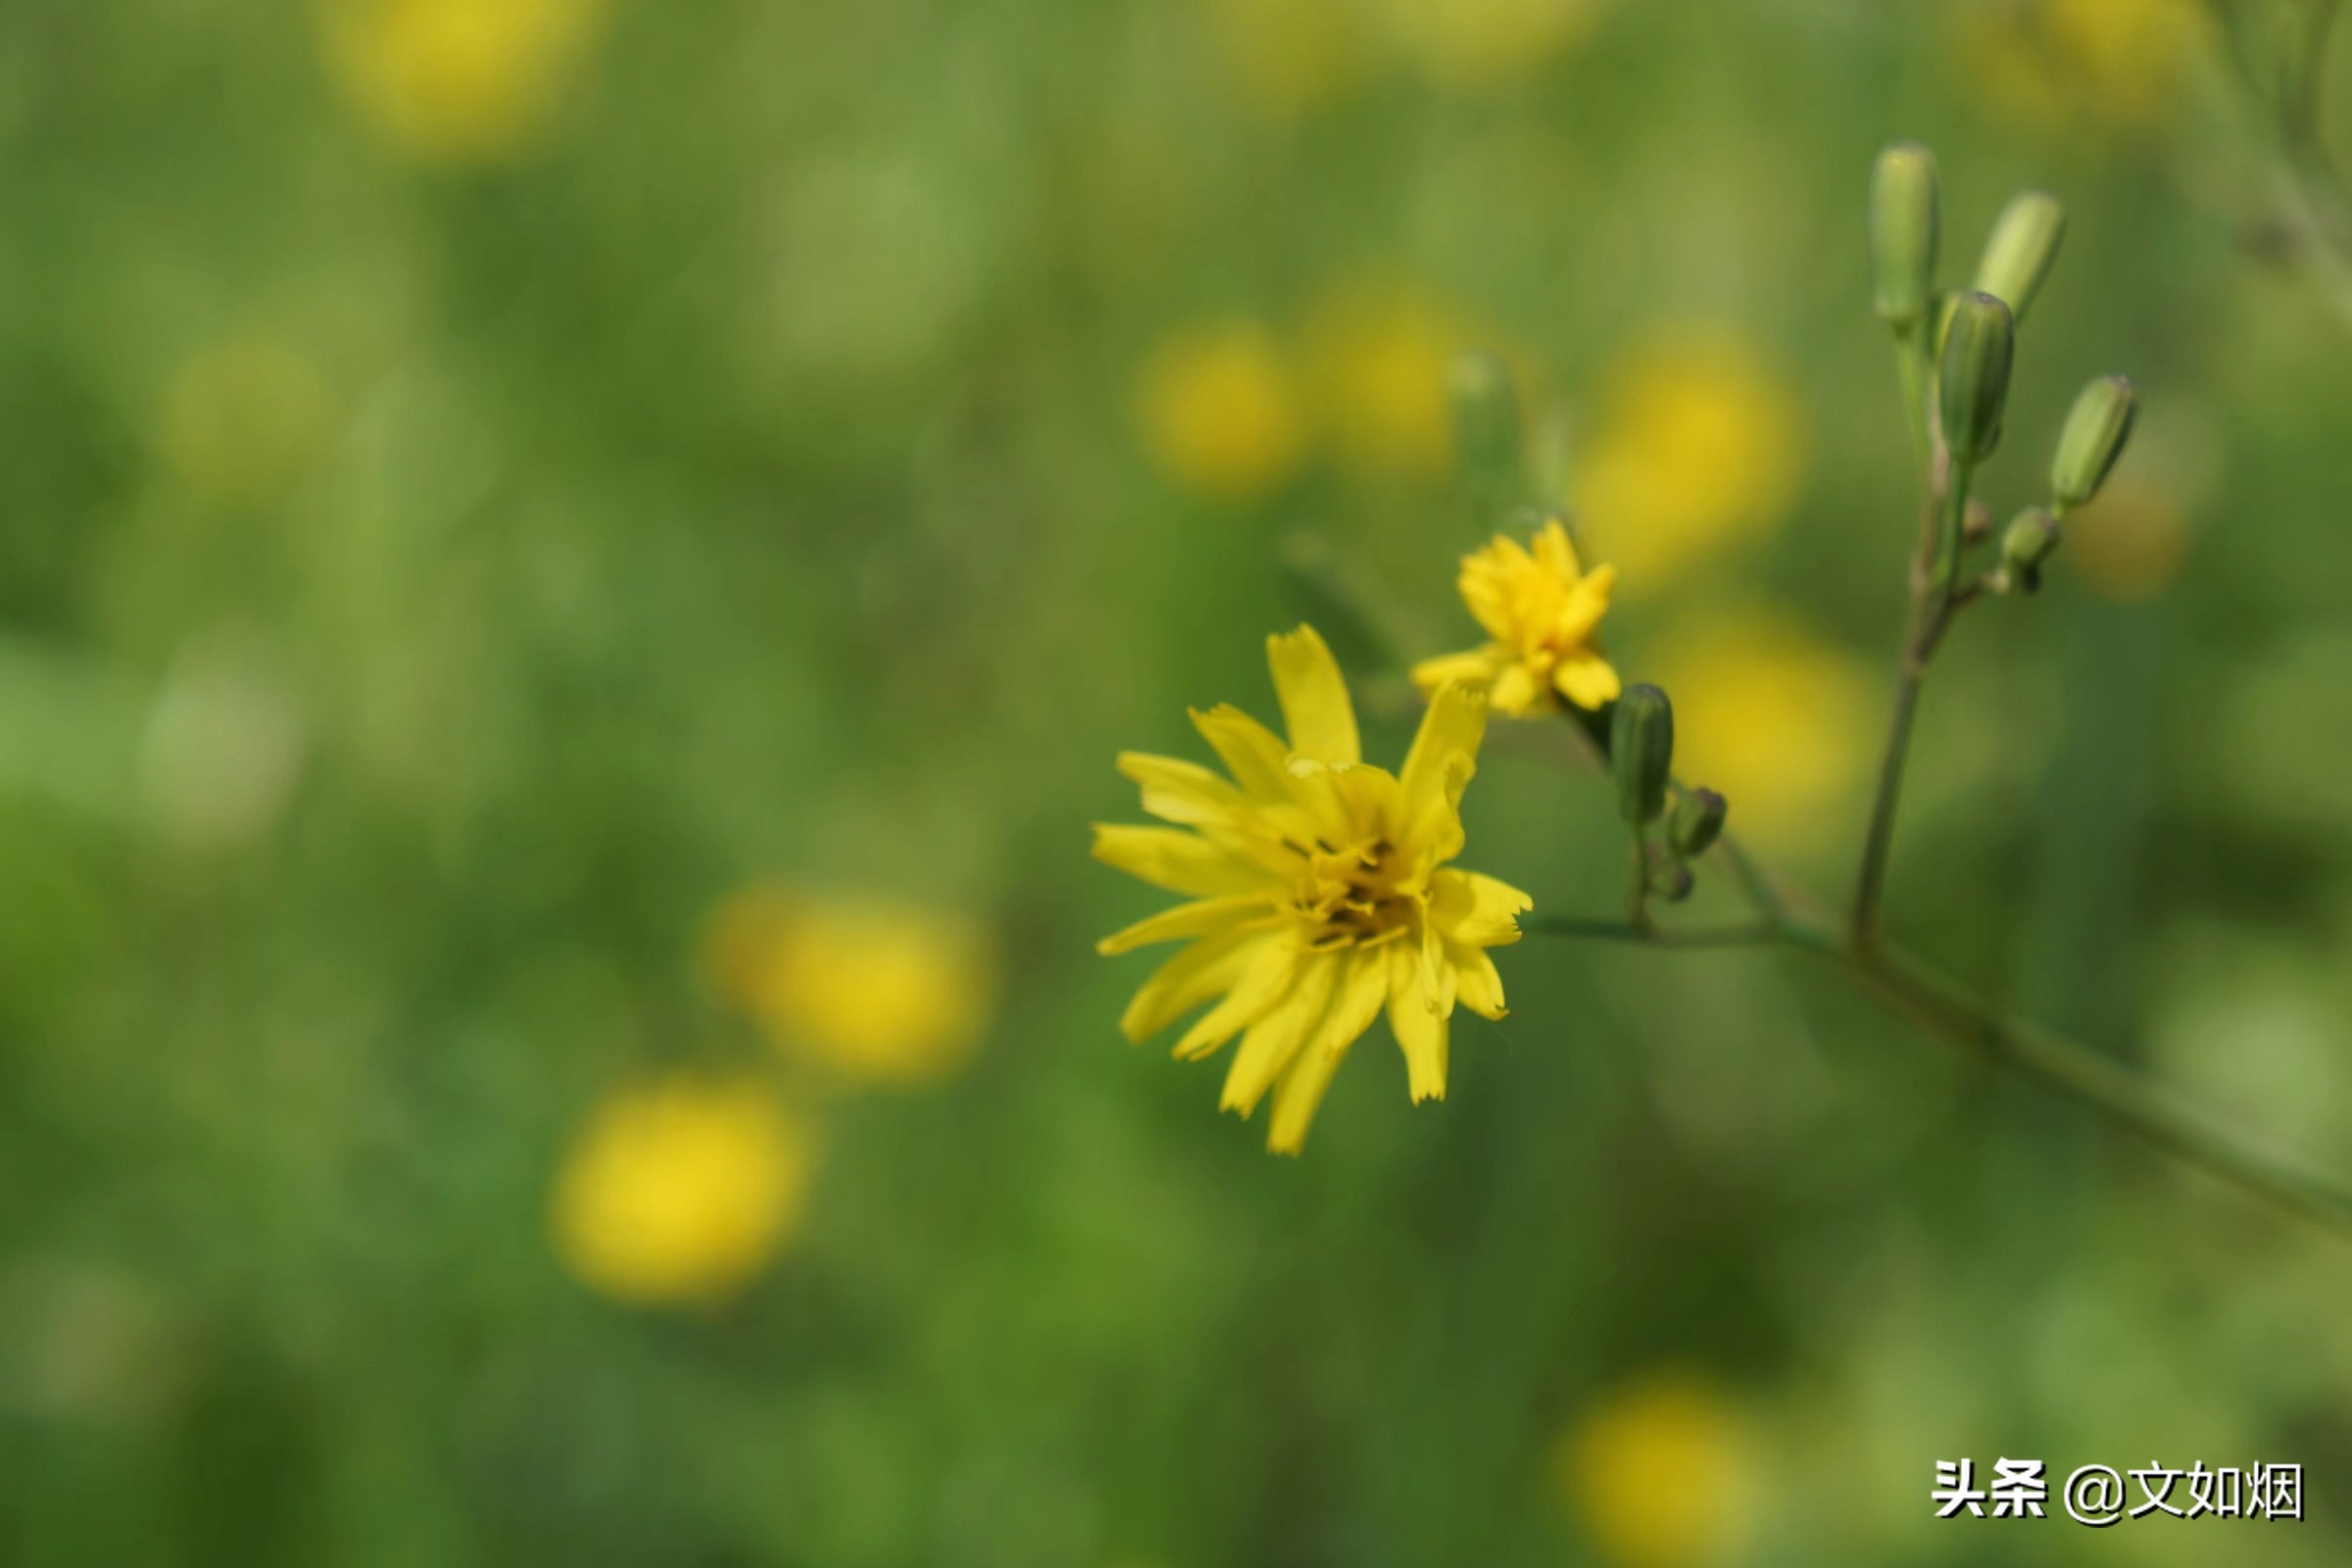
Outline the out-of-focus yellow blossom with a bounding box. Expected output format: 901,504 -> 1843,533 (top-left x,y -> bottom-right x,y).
1206,0 -> 1383,121
2062,479 -> 2189,602
1955,0 -> 2203,138
1413,517 -> 1621,714
1304,285 -> 1467,480
1650,608 -> 1875,851
1136,320 -> 1309,502
322,0 -> 610,165
1094,625 -> 1529,1152
1553,1372 -> 1757,1568
551,1076 -> 812,1306
1577,330 -> 1807,589
161,339 -> 334,505
706,887 -> 998,1086
1385,0 -> 1608,91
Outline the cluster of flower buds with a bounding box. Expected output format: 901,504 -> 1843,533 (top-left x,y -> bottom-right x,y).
1868,142 -> 2140,598
1610,685 -> 1726,904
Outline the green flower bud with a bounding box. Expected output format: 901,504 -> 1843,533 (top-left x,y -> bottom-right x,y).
1870,142 -> 1940,328
1450,350 -> 1522,497
1936,291 -> 2014,465
1972,191 -> 2066,324
1668,787 -> 1728,858
1611,685 -> 1674,826
2000,506 -> 2060,594
2049,374 -> 2137,510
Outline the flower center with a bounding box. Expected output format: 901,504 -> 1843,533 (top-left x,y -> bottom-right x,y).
1284,836 -> 1415,952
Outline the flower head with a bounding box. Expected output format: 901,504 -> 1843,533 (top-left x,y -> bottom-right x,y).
550,1075 -> 813,1306
1412,517 -> 1622,714
1552,1372 -> 1757,1568
1095,626 -> 1530,1152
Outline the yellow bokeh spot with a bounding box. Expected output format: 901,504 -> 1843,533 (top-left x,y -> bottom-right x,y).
1578,329 -> 1808,589
1954,0 -> 2202,138
322,0 -> 610,165
1304,284 -> 1469,480
706,886 -> 999,1086
1649,607 -> 1877,852
2062,480 -> 2189,603
1385,0 -> 1608,91
551,1075 -> 812,1306
161,339 -> 335,505
1136,320 -> 1309,503
1206,0 -> 1383,121
1554,1372 -> 1756,1568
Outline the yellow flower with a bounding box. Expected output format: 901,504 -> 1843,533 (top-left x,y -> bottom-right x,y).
1303,284 -> 1465,479
321,0 -> 608,165
1094,625 -> 1530,1152
1412,517 -> 1622,715
1553,1372 -> 1757,1568
705,886 -> 998,1086
1576,329 -> 1807,588
1135,320 -> 1308,502
1649,607 -> 1876,851
550,1076 -> 812,1306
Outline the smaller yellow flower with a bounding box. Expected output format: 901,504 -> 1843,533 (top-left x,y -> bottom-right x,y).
321,0 -> 608,165
1135,320 -> 1308,502
1552,1372 -> 1757,1568
705,886 -> 998,1086
550,1076 -> 812,1306
1412,518 -> 1622,715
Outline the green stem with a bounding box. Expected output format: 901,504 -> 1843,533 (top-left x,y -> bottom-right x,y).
1893,323 -> 1932,475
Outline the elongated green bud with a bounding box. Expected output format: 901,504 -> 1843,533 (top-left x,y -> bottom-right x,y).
1668,787 -> 1727,858
1937,291 -> 2014,465
1870,142 -> 1940,328
1450,350 -> 1521,496
2000,506 -> 2060,594
1973,191 -> 2066,324
2049,374 -> 2137,510
1611,685 -> 1674,826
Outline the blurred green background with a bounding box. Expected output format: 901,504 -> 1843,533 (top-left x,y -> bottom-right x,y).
5,0 -> 2352,1563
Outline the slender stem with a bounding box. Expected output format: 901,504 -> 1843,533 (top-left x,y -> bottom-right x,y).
1892,324 -> 1931,474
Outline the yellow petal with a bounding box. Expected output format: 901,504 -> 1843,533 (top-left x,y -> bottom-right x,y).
1220,951 -> 1338,1115
1097,894 -> 1267,956
1190,704 -> 1297,803
1171,938 -> 1298,1060
1116,751 -> 1243,826
1490,661 -> 1544,715
1448,943 -> 1507,1020
1552,651 -> 1622,710
1428,868 -> 1532,947
1396,682 -> 1487,858
1551,563 -> 1618,649
1266,624 -> 1360,764
1410,646 -> 1503,696
1092,824 -> 1268,898
1118,932 -> 1260,1043
1385,942 -> 1451,1103
1460,536 -> 1531,643
1266,955 -> 1387,1153
1532,516 -> 1583,579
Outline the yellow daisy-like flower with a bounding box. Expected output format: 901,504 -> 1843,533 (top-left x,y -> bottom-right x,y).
1094,625 -> 1531,1152
1411,517 -> 1623,715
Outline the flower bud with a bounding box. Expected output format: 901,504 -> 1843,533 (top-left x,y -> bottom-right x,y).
1972,191 -> 2066,324
1450,350 -> 1521,497
1870,142 -> 1940,328
1668,787 -> 1727,858
1937,291 -> 2014,465
2049,374 -> 2137,510
1611,685 -> 1674,826
2000,506 -> 2060,594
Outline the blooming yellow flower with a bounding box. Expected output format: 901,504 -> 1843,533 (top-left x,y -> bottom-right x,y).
1412,518 -> 1622,715
1576,329 -> 1807,589
1135,320 -> 1308,502
705,886 -> 998,1086
321,0 -> 609,165
1649,607 -> 1876,852
1552,1372 -> 1757,1568
550,1075 -> 812,1306
1094,625 -> 1530,1152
